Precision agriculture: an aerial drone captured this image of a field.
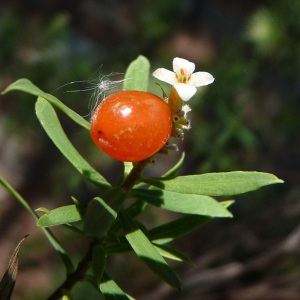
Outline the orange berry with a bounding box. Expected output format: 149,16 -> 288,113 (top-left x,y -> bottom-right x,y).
90,91 -> 172,162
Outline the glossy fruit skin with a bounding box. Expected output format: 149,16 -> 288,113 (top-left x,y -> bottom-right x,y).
90,90 -> 172,162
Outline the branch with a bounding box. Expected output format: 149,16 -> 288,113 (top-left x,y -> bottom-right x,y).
47,242 -> 94,300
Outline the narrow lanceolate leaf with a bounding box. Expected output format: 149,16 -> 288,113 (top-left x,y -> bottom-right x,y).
2,78 -> 90,130
153,244 -> 193,264
149,200 -> 234,244
84,189 -> 126,239
131,189 -> 232,217
84,198 -> 117,239
149,215 -> 212,244
0,175 -> 74,274
61,289 -> 73,300
35,97 -> 110,189
143,172 -> 284,196
71,280 -> 105,300
119,212 -> 181,289
123,55 -> 150,91
37,205 -> 84,227
123,162 -> 134,179
100,274 -> 132,300
162,152 -> 185,179
0,235 -> 28,300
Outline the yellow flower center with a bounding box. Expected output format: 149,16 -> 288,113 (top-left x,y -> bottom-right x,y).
175,68 -> 191,84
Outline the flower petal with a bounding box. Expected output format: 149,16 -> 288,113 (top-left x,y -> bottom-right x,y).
189,72 -> 215,87
173,57 -> 195,74
152,68 -> 176,85
174,83 -> 197,101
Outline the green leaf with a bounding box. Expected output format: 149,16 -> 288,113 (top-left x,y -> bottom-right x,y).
153,243 -> 193,264
106,200 -> 147,235
148,201 -> 233,244
100,273 -> 133,300
104,242 -> 131,256
35,97 -> 110,189
37,205 -> 84,227
62,290 -> 73,300
84,198 -> 117,239
123,162 -> 134,178
35,207 -> 50,214
0,174 -> 74,274
2,78 -> 90,130
0,235 -> 28,300
119,211 -> 181,289
84,189 -> 126,239
149,215 -> 212,244
131,189 -> 232,217
123,55 -> 150,91
143,171 -> 284,196
162,152 -> 185,179
92,246 -> 106,285
72,280 -> 104,300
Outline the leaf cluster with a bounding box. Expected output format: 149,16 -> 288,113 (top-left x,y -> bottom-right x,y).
0,56 -> 283,299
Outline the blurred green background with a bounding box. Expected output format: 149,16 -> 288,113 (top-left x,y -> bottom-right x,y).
0,0 -> 299,299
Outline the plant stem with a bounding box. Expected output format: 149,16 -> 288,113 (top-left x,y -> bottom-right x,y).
121,159 -> 149,192
47,242 -> 95,300
47,160 -> 149,299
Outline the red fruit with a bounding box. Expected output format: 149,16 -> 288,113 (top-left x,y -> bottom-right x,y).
90,90 -> 172,162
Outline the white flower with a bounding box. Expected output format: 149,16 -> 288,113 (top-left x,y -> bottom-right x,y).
153,57 -> 214,101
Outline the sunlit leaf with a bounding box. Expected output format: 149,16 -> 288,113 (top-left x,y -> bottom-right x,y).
143,171 -> 283,196
123,55 -> 150,91
37,205 -> 84,227
2,78 -> 90,130
153,243 -> 193,264
149,201 -> 234,244
100,273 -> 134,299
35,97 -> 110,189
35,207 -> 50,214
131,189 -> 232,217
62,289 -> 73,300
119,211 -> 181,289
123,162 -> 134,178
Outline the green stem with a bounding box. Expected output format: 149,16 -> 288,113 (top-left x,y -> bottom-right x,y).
121,159 -> 149,192
47,242 -> 95,300
46,160 -> 149,299
0,175 -> 74,274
